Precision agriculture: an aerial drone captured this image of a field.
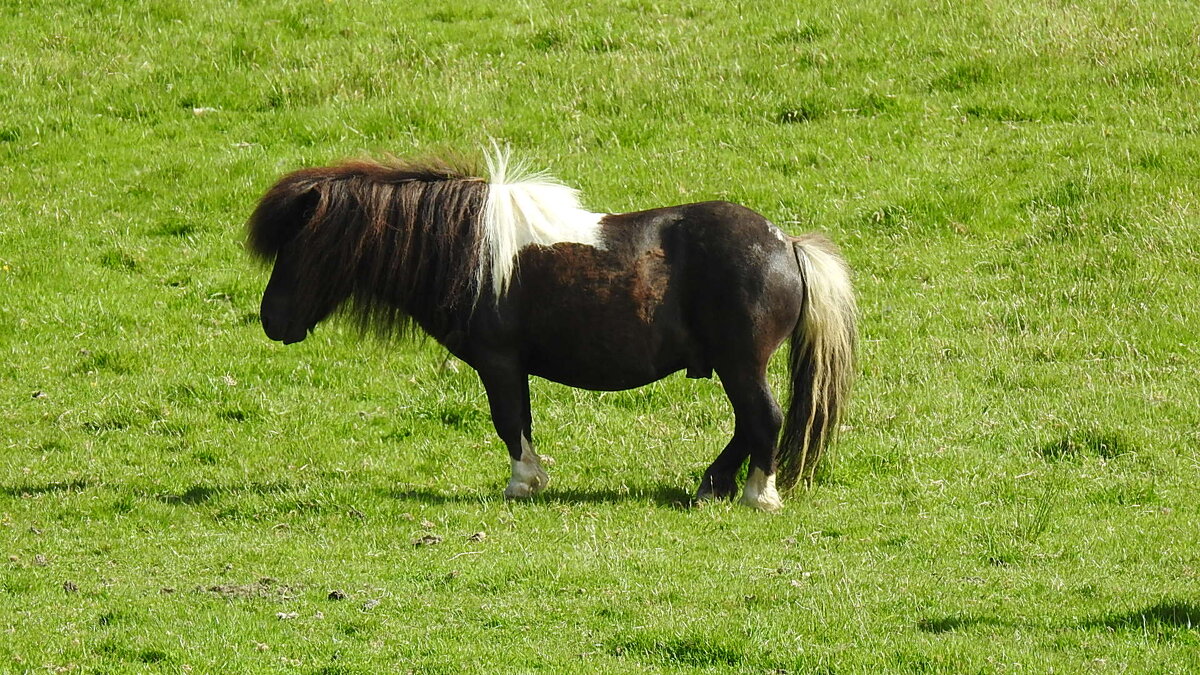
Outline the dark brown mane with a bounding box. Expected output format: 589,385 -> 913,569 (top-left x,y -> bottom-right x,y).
246,156 -> 489,337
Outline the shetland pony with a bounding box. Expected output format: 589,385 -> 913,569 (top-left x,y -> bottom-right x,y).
246,149 -> 855,510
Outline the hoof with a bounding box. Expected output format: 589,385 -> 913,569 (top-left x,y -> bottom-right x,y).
504,476 -> 548,499
696,474 -> 738,502
739,490 -> 783,512
504,483 -> 537,499
740,469 -> 783,512
504,461 -> 549,500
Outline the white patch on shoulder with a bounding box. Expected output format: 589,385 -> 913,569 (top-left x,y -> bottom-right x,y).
740,468 -> 783,512
504,435 -> 550,499
481,145 -> 606,297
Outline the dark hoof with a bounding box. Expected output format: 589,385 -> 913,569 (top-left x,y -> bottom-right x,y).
695,474 -> 738,502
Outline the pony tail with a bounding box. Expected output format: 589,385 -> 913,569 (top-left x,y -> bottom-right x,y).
776,233 -> 857,490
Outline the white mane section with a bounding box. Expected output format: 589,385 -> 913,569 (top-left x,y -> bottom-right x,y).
480,147 -> 606,298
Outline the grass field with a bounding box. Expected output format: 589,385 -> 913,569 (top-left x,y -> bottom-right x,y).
3,0 -> 1200,671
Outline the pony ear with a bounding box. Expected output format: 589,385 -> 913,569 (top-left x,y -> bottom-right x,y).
246,173 -> 324,261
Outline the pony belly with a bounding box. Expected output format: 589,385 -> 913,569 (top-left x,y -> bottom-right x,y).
521,324 -> 685,389
527,357 -> 684,391
519,303 -> 694,390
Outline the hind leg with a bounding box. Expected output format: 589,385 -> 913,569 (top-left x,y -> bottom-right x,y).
696,437 -> 750,501
717,369 -> 785,511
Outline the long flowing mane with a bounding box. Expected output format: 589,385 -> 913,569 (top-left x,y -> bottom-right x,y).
245,150 -> 605,336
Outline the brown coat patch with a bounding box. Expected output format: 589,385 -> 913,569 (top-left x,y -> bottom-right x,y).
631,248 -> 669,323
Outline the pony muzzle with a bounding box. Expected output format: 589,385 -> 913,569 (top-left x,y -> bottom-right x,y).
261,312 -> 310,344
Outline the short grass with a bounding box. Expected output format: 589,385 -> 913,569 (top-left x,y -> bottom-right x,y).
3,0 -> 1199,672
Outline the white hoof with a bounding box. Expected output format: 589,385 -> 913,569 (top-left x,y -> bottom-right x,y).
501,470 -> 549,497
740,468 -> 783,512
504,441 -> 549,499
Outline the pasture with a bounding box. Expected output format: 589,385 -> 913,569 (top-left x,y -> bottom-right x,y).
2,0 -> 1199,671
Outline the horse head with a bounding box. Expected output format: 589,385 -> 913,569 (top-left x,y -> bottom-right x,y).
259,240 -> 347,344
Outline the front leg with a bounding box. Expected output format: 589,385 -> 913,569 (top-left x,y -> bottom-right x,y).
478,366 -> 548,499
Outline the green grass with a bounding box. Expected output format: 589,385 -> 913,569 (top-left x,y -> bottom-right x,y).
3,0 -> 1200,671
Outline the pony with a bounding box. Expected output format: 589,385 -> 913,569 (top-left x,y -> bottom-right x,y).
246,149 -> 856,510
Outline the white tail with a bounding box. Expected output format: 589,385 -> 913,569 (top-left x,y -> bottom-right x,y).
777,233 -> 857,489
